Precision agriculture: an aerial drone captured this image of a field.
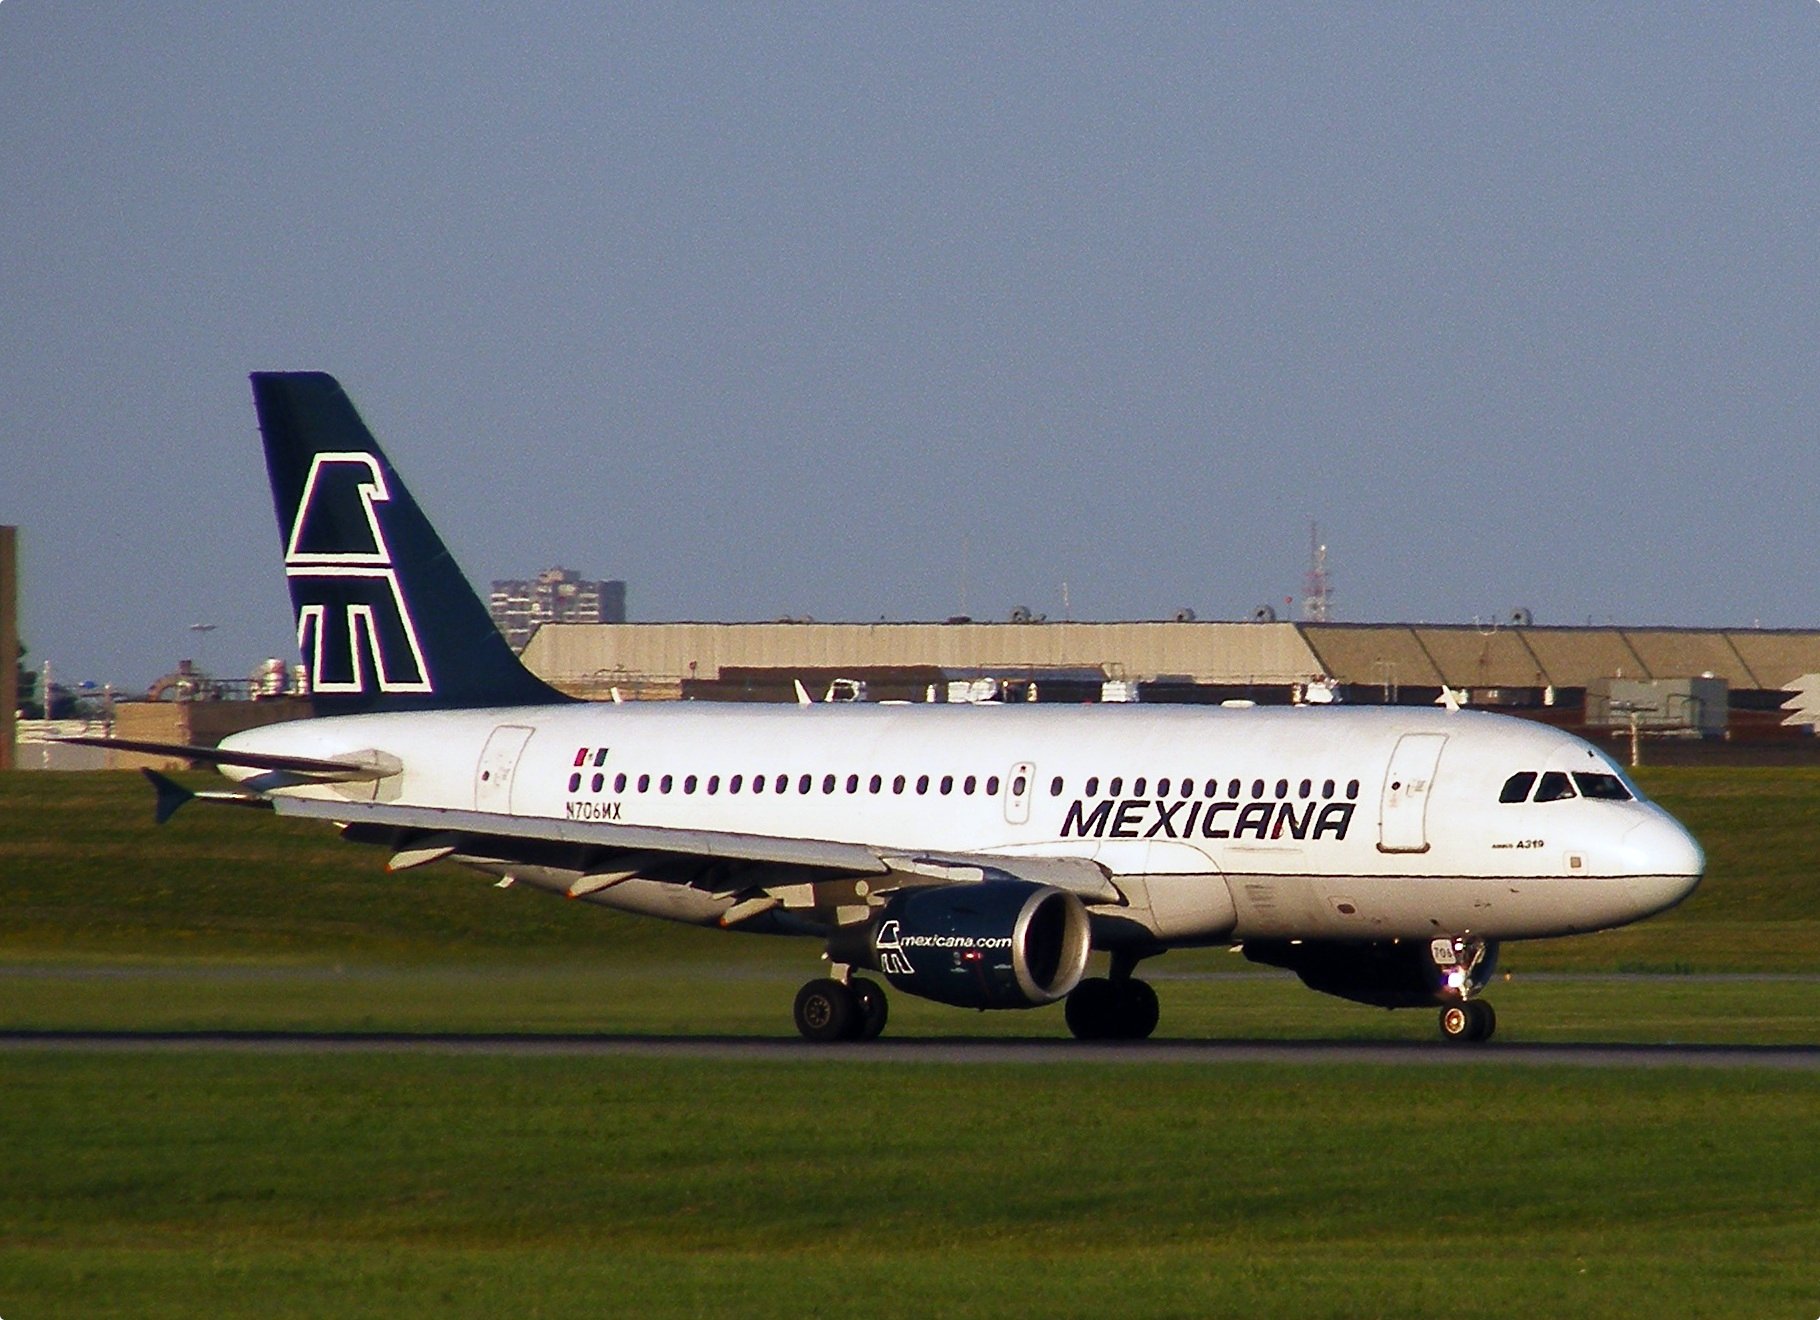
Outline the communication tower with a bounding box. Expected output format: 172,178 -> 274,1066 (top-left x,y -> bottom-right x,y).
1302,522 -> 1333,623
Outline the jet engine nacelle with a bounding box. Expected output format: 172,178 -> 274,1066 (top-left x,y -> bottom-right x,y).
859,881 -> 1092,1010
1242,937 -> 1501,1009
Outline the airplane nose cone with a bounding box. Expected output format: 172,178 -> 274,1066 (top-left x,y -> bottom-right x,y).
1622,813 -> 1704,915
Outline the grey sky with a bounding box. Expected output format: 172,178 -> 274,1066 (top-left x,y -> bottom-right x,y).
4,4 -> 1818,690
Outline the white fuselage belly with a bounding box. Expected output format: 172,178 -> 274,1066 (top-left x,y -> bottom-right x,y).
222,703 -> 1703,945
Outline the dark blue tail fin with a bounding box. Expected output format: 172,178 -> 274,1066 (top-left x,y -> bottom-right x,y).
250,372 -> 572,715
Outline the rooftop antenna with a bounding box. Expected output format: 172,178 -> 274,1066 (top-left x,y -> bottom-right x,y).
1302,522 -> 1332,623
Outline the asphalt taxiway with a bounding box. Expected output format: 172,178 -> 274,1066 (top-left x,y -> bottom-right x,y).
2,1031 -> 1816,1070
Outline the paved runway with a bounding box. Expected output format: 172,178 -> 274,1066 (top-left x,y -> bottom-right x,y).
3,1030 -> 1816,1070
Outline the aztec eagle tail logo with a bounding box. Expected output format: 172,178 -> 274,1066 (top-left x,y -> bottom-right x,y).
284,451 -> 432,695
250,372 -> 571,716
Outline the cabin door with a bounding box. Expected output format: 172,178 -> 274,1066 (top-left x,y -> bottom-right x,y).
1378,733 -> 1446,854
476,724 -> 535,813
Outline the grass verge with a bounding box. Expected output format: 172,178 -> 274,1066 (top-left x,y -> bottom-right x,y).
1,1052 -> 1815,1319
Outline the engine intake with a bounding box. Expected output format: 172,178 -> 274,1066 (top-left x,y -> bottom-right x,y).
858,881 -> 1092,1010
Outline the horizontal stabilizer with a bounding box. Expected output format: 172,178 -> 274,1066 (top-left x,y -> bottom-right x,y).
56,735 -> 401,782
141,769 -> 273,824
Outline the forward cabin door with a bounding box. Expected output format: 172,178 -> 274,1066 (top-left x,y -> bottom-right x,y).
1378,733 -> 1446,854
476,724 -> 536,813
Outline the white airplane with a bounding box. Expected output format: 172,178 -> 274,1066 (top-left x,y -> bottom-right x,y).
79,373 -> 1705,1044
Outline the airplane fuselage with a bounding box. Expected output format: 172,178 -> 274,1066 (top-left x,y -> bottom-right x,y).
224,701 -> 1702,947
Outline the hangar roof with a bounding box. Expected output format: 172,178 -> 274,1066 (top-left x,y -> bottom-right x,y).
520,620 -> 1820,694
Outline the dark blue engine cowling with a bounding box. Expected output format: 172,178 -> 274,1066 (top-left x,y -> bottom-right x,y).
864,881 -> 1092,1010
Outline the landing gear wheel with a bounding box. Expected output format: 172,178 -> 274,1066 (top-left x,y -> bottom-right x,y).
848,978 -> 889,1041
1112,978 -> 1159,1040
1466,999 -> 1496,1042
1065,977 -> 1117,1040
794,978 -> 856,1042
1439,1000 -> 1496,1043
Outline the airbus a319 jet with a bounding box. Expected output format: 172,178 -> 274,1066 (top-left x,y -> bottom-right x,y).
77,373 -> 1705,1043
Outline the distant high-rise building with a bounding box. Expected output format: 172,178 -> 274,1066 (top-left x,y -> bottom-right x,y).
489,567 -> 627,651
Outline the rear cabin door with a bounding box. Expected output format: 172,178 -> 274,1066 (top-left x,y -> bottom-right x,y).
1378,733 -> 1446,854
475,724 -> 536,814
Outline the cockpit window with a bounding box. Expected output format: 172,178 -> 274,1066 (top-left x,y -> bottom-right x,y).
1499,771 -> 1537,804
1533,771 -> 1576,803
1573,771 -> 1633,801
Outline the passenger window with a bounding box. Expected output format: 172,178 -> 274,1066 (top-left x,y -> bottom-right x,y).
591,773 -> 604,793
1011,773 -> 1027,796
1275,779 -> 1289,799
660,774 -> 674,794
752,774 -> 765,794
728,774 -> 741,794
707,775 -> 720,795
684,775 -> 698,795
1251,779 -> 1265,798
1534,771 -> 1576,803
1085,776 -> 1100,796
893,775 -> 906,794
987,776 -> 1001,795
1298,779 -> 1311,799
963,775 -> 977,795
917,774 -> 930,795
775,774 -> 788,794
1109,777 -> 1124,796
1322,779 -> 1334,798
823,774 -> 836,794
1049,776 -> 1063,797
1157,778 -> 1171,797
847,774 -> 860,794
941,775 -> 954,795
1133,777 -> 1147,796
638,773 -> 651,793
615,772 -> 628,793
798,774 -> 812,795
568,773 -> 581,793
870,774 -> 883,794
1345,779 -> 1359,800
1573,772 -> 1633,801
1180,778 -> 1193,798
1499,772 -> 1537,804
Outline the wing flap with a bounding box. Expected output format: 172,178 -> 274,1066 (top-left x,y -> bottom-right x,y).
272,796 -> 892,875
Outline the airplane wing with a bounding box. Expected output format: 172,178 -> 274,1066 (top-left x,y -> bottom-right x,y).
267,794 -> 1121,920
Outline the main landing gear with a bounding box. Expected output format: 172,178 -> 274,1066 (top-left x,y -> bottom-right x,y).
793,975 -> 889,1042
1064,951 -> 1159,1041
1438,999 -> 1497,1043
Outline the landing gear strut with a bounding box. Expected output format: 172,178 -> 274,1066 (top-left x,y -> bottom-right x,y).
793,975 -> 889,1042
1065,951 -> 1160,1041
1438,999 -> 1496,1043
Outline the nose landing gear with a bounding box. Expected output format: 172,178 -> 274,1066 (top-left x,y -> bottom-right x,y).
1438,999 -> 1497,1043
1432,936 -> 1497,1043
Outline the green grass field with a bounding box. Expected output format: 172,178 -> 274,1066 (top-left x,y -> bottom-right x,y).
2,767 -> 1817,1317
